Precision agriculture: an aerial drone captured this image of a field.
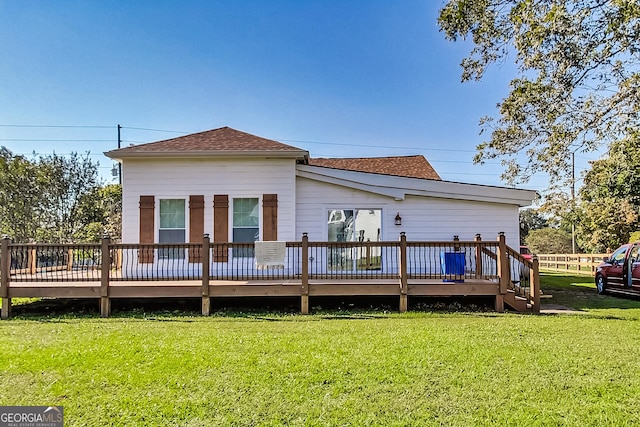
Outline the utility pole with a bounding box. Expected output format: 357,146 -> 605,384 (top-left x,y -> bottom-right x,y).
571,151 -> 576,254
117,124 -> 122,185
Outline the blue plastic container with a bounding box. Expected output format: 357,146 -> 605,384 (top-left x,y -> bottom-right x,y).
440,252 -> 465,282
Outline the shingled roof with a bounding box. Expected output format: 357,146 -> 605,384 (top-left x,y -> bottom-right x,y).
105,127 -> 441,180
308,156 -> 441,180
105,126 -> 309,160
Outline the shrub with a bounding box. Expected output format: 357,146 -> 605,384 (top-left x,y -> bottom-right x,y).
526,228 -> 572,254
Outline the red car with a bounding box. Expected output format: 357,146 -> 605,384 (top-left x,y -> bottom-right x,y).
519,246 -> 533,261
595,243 -> 640,294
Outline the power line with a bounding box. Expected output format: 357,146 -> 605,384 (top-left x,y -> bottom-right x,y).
12,152 -> 106,156
280,138 -> 477,153
0,124 -> 112,129
0,123 -> 605,164
0,139 -> 113,142
121,126 -> 187,134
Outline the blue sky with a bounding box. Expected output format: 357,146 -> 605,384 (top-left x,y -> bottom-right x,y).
0,1 -> 598,194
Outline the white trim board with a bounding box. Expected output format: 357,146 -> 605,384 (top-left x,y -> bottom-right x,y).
296,165 -> 536,207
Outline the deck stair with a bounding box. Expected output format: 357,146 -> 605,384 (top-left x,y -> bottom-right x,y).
504,289 -> 530,312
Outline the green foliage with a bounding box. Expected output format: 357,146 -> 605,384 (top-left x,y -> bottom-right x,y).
526,227 -> 572,253
438,1 -> 640,187
581,135 -> 640,206
73,184 -> 122,242
576,198 -> 638,252
519,208 -> 548,244
575,135 -> 640,252
0,147 -> 122,243
0,147 -> 46,241
36,152 -> 101,242
629,231 -> 640,243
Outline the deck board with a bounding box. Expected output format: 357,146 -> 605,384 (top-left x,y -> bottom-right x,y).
4,278 -> 501,299
1,277 -> 517,318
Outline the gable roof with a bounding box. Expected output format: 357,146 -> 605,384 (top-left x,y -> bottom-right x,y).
308,155 -> 441,180
105,126 -> 309,160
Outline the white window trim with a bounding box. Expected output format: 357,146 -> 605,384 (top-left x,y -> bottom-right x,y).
230,195 -> 262,242
156,197 -> 189,243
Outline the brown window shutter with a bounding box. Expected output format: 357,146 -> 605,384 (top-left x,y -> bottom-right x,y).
189,195 -> 205,263
263,194 -> 278,241
213,195 -> 229,262
139,195 -> 155,263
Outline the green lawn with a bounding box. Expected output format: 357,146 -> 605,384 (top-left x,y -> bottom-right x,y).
2,275 -> 640,426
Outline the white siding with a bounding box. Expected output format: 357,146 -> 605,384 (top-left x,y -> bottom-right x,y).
296,177 -> 521,248
121,158 -> 297,243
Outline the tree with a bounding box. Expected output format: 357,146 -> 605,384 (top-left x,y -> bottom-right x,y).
35,152 -> 102,242
576,197 -> 637,252
519,208 -> 548,244
0,147 -> 110,243
439,1 -> 640,188
574,134 -> 640,251
580,134 -> 640,206
74,184 -> 122,242
0,148 -> 47,242
526,227 -> 572,254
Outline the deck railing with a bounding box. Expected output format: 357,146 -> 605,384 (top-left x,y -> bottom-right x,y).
0,234 -> 534,285
405,239 -> 500,280
506,246 -> 540,310
307,240 -> 400,280
0,232 -> 539,317
8,243 -> 103,282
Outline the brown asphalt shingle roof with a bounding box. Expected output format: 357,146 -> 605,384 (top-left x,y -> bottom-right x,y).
105,126 -> 309,158
308,156 -> 441,180
106,126 -> 441,180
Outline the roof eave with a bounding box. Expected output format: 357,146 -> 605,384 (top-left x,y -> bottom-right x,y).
297,165 -> 537,207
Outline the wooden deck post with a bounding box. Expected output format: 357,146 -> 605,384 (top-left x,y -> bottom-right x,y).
1,236 -> 11,319
29,246 -> 37,275
301,233 -> 309,314
67,248 -> 74,271
495,294 -> 504,313
117,248 -> 123,270
530,255 -> 541,313
202,234 -> 211,316
474,234 -> 483,278
399,232 -> 408,313
100,235 -> 111,318
496,232 -> 508,313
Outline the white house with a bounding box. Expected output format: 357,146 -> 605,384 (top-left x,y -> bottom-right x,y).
105,126 -> 535,252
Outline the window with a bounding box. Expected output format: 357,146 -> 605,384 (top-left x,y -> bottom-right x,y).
159,199 -> 185,259
233,198 -> 259,257
611,246 -> 627,265
327,209 -> 381,243
327,209 -> 382,270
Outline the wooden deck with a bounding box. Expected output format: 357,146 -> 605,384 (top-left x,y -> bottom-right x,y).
2,278 -> 506,317
0,233 -> 540,318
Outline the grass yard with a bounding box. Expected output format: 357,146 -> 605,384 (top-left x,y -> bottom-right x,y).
2,274 -> 640,426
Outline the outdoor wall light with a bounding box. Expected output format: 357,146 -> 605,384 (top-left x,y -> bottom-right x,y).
395,212 -> 402,226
